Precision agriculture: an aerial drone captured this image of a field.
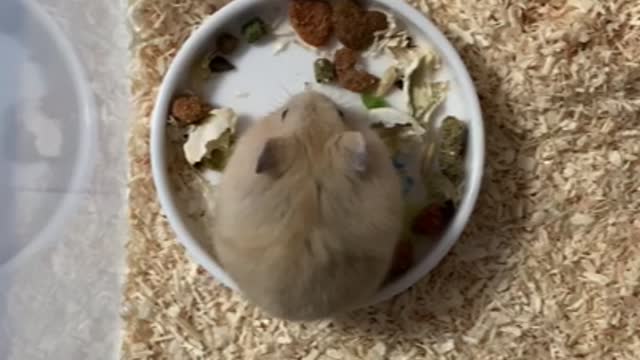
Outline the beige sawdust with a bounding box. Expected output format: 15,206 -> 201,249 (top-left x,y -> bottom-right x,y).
123,0 -> 640,359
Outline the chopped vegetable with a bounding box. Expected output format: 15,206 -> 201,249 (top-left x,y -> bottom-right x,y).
313,58 -> 336,83
369,10 -> 413,55
199,133 -> 235,171
422,172 -> 457,206
438,116 -> 468,185
440,116 -> 467,155
191,52 -> 214,82
368,108 -> 424,135
170,95 -> 212,125
375,66 -> 400,97
183,108 -> 238,165
373,126 -> 410,154
403,52 -> 448,121
242,17 -> 268,43
216,33 -> 239,54
416,82 -> 448,121
208,56 -> 236,73
361,93 -> 388,109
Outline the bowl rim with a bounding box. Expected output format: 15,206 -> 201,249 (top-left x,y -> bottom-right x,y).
0,0 -> 98,274
150,0 -> 485,307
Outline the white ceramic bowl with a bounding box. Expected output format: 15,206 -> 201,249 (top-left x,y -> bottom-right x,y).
151,0 -> 484,307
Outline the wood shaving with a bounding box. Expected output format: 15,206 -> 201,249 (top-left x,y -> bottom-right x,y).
125,0 -> 640,359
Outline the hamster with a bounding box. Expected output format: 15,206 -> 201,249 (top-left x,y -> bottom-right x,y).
213,91 -> 404,321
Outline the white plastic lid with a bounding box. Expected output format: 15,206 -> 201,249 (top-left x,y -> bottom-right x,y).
0,1 -> 127,358
0,0 -> 96,270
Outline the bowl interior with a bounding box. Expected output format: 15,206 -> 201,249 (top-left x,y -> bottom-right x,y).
151,0 -> 484,305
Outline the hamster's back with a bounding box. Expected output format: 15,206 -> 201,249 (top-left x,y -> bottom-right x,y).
214,91 -> 403,320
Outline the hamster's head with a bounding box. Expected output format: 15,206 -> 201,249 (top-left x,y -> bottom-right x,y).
256,91 -> 372,178
277,91 -> 347,134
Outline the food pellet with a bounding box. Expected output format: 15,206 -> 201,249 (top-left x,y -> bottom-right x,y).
216,33 -> 239,54
208,56 -> 236,73
170,95 -> 212,125
289,0 -> 333,47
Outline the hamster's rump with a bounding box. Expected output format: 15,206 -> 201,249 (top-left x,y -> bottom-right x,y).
214,91 -> 404,320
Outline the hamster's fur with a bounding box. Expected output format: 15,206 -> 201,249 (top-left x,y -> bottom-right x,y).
213,91 -> 403,321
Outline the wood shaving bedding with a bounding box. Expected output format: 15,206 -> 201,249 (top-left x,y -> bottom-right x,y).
124,0 -> 640,359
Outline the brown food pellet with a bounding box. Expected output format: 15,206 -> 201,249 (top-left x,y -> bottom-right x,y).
332,0 -> 389,50
332,0 -> 360,21
216,33 -> 239,54
337,70 -> 379,93
411,201 -> 456,236
289,0 -> 333,47
170,95 -> 212,125
334,48 -> 379,93
333,0 -> 368,50
367,11 -> 389,32
334,48 -> 359,71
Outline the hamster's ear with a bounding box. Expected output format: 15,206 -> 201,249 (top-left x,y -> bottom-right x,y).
256,137 -> 295,176
337,131 -> 368,173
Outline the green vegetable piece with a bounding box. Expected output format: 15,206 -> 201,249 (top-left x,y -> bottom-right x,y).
201,149 -> 229,171
242,17 -> 268,43
438,116 -> 468,185
198,133 -> 236,171
362,93 -> 389,110
313,58 -> 336,84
